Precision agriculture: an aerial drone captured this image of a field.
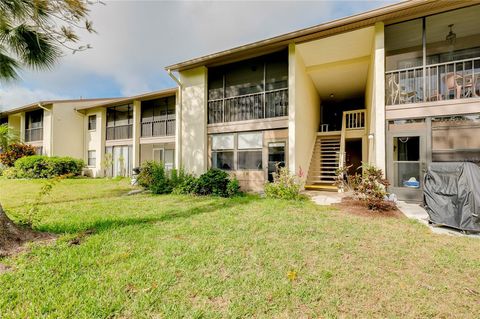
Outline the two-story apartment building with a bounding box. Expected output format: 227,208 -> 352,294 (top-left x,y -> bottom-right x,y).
75,88 -> 178,177
165,0 -> 480,200
0,99 -> 113,156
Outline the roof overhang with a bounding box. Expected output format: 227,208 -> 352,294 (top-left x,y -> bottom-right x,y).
0,98 -> 114,117
165,0 -> 474,72
75,87 -> 178,111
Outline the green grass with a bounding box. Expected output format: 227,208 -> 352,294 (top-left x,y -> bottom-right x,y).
0,178 -> 479,318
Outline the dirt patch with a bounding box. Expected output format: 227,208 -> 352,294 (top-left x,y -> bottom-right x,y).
0,206 -> 55,257
68,229 -> 95,246
333,197 -> 404,218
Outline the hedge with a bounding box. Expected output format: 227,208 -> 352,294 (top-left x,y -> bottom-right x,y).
13,155 -> 84,178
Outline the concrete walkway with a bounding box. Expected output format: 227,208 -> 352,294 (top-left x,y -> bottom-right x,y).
397,201 -> 480,238
303,190 -> 345,205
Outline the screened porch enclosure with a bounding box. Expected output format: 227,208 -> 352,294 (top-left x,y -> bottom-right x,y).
207,50 -> 288,124
106,104 -> 133,140
140,96 -> 176,138
24,109 -> 43,142
385,5 -> 480,105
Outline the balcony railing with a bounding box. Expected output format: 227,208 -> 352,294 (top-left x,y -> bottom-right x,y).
25,127 -> 43,142
106,124 -> 132,140
386,57 -> 480,106
344,109 -> 366,130
208,88 -> 288,124
141,119 -> 176,137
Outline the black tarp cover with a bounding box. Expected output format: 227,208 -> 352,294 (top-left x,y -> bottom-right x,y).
423,162 -> 480,232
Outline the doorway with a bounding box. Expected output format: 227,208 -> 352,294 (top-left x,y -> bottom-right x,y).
387,131 -> 427,202
345,139 -> 362,176
267,142 -> 286,182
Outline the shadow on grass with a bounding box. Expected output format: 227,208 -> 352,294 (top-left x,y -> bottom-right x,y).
36,195 -> 260,235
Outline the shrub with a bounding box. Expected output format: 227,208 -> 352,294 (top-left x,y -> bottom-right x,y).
0,143 -> 36,167
137,161 -> 171,194
353,163 -> 395,211
14,155 -> 84,178
1,167 -> 18,179
336,163 -> 396,211
264,165 -> 304,200
195,169 -> 231,197
172,174 -> 198,195
138,163 -> 241,197
226,177 -> 241,197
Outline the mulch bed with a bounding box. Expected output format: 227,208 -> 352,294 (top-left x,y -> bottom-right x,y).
333,196 -> 404,218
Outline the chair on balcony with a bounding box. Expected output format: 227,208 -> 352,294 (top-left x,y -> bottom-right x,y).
387,75 -> 417,104
443,73 -> 463,99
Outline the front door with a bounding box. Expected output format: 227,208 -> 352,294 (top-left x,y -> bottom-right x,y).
267,142 -> 286,182
387,132 -> 427,202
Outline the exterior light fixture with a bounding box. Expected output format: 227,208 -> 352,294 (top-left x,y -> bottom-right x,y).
368,134 -> 374,140
329,93 -> 334,98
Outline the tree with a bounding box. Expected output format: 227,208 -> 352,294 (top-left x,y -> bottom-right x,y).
0,0 -> 97,81
0,123 -> 18,150
0,0 -> 97,253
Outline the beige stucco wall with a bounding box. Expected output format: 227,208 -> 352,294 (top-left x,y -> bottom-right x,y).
51,102 -> 85,159
179,66 -> 208,176
289,43 -> 321,177
7,114 -> 21,137
84,107 -> 105,177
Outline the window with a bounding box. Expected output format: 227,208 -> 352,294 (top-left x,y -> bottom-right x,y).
237,132 -> 263,170
88,150 -> 96,166
211,134 -> 234,170
88,115 -> 96,131
210,132 -> 263,171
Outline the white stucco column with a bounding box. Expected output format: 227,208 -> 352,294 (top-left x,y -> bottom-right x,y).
132,100 -> 141,168
174,90 -> 182,169
179,66 -> 208,176
19,112 -> 25,142
288,43 -> 296,173
373,22 -> 386,173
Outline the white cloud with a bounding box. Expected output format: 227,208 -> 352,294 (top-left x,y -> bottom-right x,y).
3,0 -> 397,110
0,86 -> 67,111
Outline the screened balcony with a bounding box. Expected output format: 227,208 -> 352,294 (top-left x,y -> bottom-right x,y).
207,50 -> 288,124
385,5 -> 480,106
24,109 -> 43,142
106,104 -> 133,140
141,96 -> 176,138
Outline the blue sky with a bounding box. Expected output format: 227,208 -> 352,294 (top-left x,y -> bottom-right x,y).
0,0 -> 397,111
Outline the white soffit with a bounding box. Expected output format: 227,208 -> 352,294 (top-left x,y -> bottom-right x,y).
296,26 -> 375,67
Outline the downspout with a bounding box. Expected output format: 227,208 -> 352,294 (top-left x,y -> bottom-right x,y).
38,103 -> 53,156
167,69 -> 182,169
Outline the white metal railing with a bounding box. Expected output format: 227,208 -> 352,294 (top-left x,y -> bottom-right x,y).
386,57 -> 480,105
207,88 -> 288,124
344,109 -> 366,130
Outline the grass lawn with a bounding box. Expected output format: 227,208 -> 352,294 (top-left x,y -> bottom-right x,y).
0,178 -> 479,318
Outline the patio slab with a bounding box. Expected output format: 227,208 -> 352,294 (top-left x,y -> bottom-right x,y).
397,201 -> 480,238
304,190 -> 346,205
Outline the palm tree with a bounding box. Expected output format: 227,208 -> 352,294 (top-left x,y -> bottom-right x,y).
0,123 -> 18,151
0,0 -> 96,252
0,0 -> 95,81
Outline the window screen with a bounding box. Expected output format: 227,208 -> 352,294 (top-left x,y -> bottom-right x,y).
88,115 -> 97,130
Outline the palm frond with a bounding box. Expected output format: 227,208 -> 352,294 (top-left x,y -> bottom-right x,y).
0,46 -> 20,81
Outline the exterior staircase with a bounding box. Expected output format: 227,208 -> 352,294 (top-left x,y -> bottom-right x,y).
305,134 -> 341,190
